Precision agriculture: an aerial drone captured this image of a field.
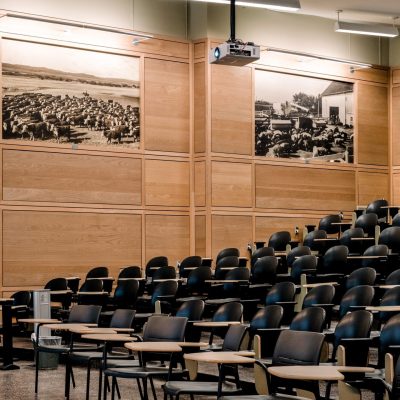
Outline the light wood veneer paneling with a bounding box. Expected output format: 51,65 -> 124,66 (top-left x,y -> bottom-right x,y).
145,159 -> 190,206
194,42 -> 205,59
194,161 -> 206,207
145,214 -> 190,264
392,86 -> 400,166
211,65 -> 252,155
195,215 -> 206,256
2,210 -> 141,287
357,83 -> 388,166
194,62 -> 206,153
144,58 -> 190,153
255,164 -> 355,212
212,161 -> 252,207
3,150 -> 141,205
211,215 -> 252,259
357,171 -> 389,206
392,173 -> 400,205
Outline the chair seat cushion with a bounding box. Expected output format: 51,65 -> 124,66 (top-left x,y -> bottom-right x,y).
163,380 -> 240,396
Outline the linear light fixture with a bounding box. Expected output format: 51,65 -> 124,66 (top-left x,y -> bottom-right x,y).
264,46 -> 372,69
191,0 -> 300,12
0,10 -> 153,45
334,11 -> 398,38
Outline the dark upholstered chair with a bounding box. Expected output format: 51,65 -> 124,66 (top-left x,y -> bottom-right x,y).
378,314 -> 400,367
268,231 -> 291,252
216,248 -> 240,264
286,246 -> 311,270
265,282 -> 296,324
339,228 -> 366,255
303,229 -> 328,254
379,227 -> 400,254
355,212 -> 378,237
178,256 -> 202,278
337,285 -> 374,319
318,214 -> 341,235
251,256 -> 278,285
344,267 -> 376,290
145,256 -> 168,278
290,307 -> 326,333
302,284 -> 335,327
251,247 -> 275,268
86,266 -> 109,279
366,199 -> 389,221
118,266 -> 142,279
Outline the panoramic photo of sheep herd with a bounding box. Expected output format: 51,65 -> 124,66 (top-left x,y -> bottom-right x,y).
255,70 -> 354,163
2,40 -> 140,149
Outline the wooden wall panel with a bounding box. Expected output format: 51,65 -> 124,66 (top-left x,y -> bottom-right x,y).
145,214 -> 190,264
144,58 -> 190,153
2,210 -> 141,287
194,62 -> 206,153
212,161 -> 252,207
145,159 -> 190,206
211,215 -> 252,259
392,86 -> 400,165
256,216 -> 318,243
3,150 -> 142,205
357,83 -> 388,166
357,171 -> 389,206
194,161 -> 206,207
211,65 -> 252,155
255,164 -> 356,212
392,173 -> 400,205
195,215 -> 206,256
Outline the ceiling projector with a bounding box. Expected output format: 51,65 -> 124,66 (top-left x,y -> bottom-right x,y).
209,41 -> 260,66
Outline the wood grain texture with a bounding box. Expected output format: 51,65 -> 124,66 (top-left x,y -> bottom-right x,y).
145,159 -> 190,206
194,42 -> 206,59
2,210 -> 141,287
392,86 -> 400,166
255,164 -> 356,212
212,161 -> 252,207
211,65 -> 252,155
3,150 -> 141,205
357,83 -> 388,166
211,215 -> 252,258
357,171 -> 389,205
145,214 -> 190,264
195,215 -> 206,256
194,161 -> 206,207
144,58 -> 190,152
392,69 -> 400,85
392,173 -> 400,205
194,62 -> 206,153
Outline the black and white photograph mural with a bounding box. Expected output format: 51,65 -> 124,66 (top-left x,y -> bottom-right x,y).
2,40 -> 140,148
255,70 -> 354,163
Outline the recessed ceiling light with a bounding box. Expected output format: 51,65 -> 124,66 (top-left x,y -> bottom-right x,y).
192,0 -> 301,12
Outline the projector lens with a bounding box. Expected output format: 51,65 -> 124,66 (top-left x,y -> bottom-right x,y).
214,47 -> 220,59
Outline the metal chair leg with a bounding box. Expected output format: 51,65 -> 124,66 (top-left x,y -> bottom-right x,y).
35,350 -> 39,393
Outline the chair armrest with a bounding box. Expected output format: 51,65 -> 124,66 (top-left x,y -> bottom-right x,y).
256,328 -> 285,333
155,295 -> 176,301
311,303 -> 334,308
275,301 -> 297,305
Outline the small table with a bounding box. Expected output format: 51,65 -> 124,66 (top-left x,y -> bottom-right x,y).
366,305 -> 400,312
193,321 -> 241,328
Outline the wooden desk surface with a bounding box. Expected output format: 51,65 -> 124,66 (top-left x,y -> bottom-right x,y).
313,238 -> 339,241
268,365 -> 344,381
381,206 -> 400,209
350,237 -> 375,241
124,341 -> 182,352
86,277 -> 115,281
366,305 -> 400,312
347,255 -> 385,259
331,222 -> 352,225
49,290 -> 73,295
68,327 -> 117,335
18,318 -> 59,324
118,277 -> 146,281
76,291 -> 108,295
193,321 -> 241,327
376,285 -> 400,289
205,280 -> 249,284
43,323 -> 97,330
302,282 -> 338,288
184,351 -> 255,364
81,333 -> 134,342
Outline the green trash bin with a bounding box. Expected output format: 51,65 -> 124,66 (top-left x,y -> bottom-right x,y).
36,336 -> 62,369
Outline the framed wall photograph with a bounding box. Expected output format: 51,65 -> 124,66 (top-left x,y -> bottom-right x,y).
2,39 -> 140,148
255,69 -> 354,163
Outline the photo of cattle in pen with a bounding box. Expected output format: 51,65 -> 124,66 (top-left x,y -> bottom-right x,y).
2,40 -> 140,148
255,70 -> 354,163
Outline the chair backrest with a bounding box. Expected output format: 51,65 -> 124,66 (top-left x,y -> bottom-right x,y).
268,231 -> 291,251
152,266 -> 176,280
355,213 -> 378,237
249,305 -> 283,331
318,214 -> 341,235
338,285 -> 375,318
251,256 -> 278,285
272,329 -> 325,366
251,247 -> 275,268
266,282 -> 296,305
216,248 -> 240,264
118,266 -> 142,279
215,256 -> 240,279
11,290 -> 31,306
212,302 -> 243,323
322,245 -> 349,274
79,279 -> 103,292
44,277 -> 68,291
68,304 -> 102,324
392,355 -> 400,399
178,256 -> 202,277
379,314 -> 400,367
151,280 -> 178,305
113,279 -> 139,308
379,227 -> 400,254
380,287 -> 400,323
143,315 -> 187,342
286,246 -> 311,269
291,255 -> 317,283
346,267 -> 377,291
393,214 -> 400,227
145,256 -> 169,278
186,267 -> 212,294
86,266 -> 109,279
290,307 -> 326,333
386,269 -> 400,285
339,228 -> 365,254
222,324 -> 248,351
366,199 -> 389,220
225,267 -> 250,281
362,244 -> 389,269
176,299 -> 205,321
110,309 -> 136,329
303,284 -> 335,308
303,229 -> 327,252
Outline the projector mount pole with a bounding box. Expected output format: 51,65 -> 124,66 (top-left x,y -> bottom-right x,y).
229,0 -> 236,42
